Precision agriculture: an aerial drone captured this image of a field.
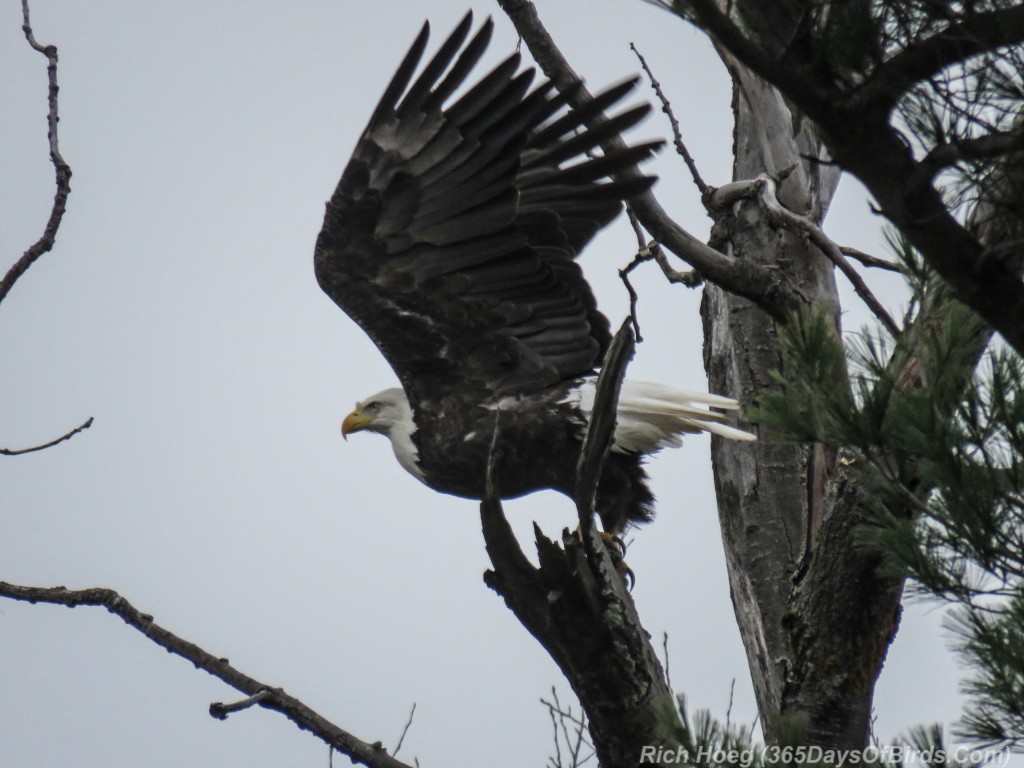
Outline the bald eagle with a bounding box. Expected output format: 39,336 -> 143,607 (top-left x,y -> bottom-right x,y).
315,14 -> 755,536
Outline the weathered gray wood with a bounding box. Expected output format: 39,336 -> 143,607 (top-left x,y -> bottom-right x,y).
702,44 -> 905,749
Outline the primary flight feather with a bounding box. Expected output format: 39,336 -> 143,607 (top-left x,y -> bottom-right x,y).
316,13 -> 754,535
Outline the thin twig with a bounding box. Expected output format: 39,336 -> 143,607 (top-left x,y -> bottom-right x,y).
546,693 -> 563,768
725,677 -> 736,732
619,243 -> 703,342
0,582 -> 415,768
1,416 -> 93,456
541,688 -> 594,768
619,210 -> 702,340
650,244 -> 702,288
662,631 -> 673,692
630,42 -> 710,198
2,0 -> 73,308
392,702 -> 416,757
626,206 -> 647,251
621,209 -> 649,341
619,258 -> 649,343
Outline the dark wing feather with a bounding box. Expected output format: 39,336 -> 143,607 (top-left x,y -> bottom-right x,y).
315,13 -> 661,408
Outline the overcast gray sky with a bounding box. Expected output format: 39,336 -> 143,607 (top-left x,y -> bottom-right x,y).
0,2 -> 985,766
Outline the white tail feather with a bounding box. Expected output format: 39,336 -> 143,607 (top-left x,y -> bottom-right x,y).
568,380 -> 756,454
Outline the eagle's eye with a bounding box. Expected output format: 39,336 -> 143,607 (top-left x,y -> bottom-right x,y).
366,402 -> 381,414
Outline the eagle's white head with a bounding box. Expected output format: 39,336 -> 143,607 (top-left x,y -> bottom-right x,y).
341,387 -> 425,481
341,388 -> 410,439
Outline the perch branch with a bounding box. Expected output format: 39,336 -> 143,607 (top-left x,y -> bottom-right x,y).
0,581 -> 415,768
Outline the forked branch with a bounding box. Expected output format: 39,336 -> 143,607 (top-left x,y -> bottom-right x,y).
0,582 -> 415,768
709,175 -> 900,336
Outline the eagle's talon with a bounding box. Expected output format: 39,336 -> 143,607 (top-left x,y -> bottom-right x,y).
607,533 -> 628,559
576,526 -> 635,587
601,532 -> 635,589
622,563 -> 636,591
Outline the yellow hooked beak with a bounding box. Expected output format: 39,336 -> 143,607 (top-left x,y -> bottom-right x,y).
341,409 -> 372,440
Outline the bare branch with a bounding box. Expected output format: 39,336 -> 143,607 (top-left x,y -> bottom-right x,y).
711,175 -> 901,335
4,3 -> 93,456
1,0 -> 73,308
682,0 -> 1024,353
620,209 -> 651,341
620,240 -> 703,340
392,703 -> 416,757
650,244 -> 702,288
629,42 -> 710,197
0,582 -> 415,768
542,688 -> 594,768
661,631 -> 673,692
1,416 -> 93,456
725,677 -> 736,732
756,177 -> 900,336
840,246 -> 902,274
619,254 -> 646,343
496,0 -> 805,321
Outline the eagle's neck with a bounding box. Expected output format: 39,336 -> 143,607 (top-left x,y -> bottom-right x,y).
385,397 -> 426,482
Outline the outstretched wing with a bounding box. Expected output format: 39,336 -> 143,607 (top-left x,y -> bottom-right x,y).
315,13 -> 661,408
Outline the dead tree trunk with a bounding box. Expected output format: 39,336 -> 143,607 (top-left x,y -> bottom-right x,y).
702,53 -> 904,749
